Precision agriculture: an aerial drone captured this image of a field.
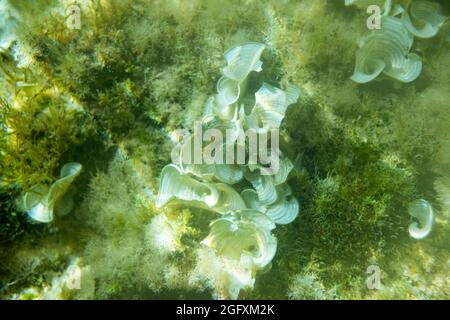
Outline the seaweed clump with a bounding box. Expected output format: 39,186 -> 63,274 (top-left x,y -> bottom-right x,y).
0,50 -> 92,191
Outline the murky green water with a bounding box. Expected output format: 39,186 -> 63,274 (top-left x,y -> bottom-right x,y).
0,0 -> 448,300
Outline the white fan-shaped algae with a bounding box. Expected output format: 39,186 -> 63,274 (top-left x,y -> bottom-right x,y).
402,1 -> 446,39
22,162 -> 82,223
408,199 -> 434,240
351,17 -> 422,83
155,42 -> 300,298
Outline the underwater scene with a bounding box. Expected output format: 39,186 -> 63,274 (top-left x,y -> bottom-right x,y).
0,0 -> 449,300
